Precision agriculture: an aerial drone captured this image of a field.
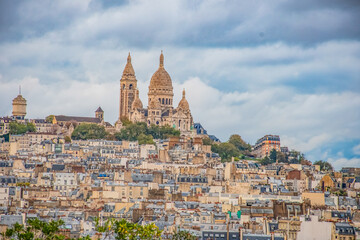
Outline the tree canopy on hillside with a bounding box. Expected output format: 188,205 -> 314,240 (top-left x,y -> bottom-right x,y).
314,160 -> 333,171
45,115 -> 54,123
228,134 -> 251,152
114,122 -> 180,142
211,142 -> 241,162
9,122 -> 36,135
208,134 -> 252,162
71,123 -> 107,140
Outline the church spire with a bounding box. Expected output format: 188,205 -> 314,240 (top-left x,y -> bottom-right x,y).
160,50 -> 164,68
122,52 -> 135,77
182,88 -> 185,98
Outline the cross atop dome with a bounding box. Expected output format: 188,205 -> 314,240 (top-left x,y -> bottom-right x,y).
160,50 -> 164,68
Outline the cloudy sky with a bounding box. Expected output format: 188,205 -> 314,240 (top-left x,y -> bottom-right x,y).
0,0 -> 359,169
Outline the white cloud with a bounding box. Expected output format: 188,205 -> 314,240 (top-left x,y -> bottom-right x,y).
328,157 -> 360,171
353,144 -> 360,155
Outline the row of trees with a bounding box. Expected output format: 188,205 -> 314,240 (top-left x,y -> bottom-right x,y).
114,121 -> 180,144
258,149 -> 334,170
0,122 -> 37,142
204,134 -> 333,169
70,121 -> 180,145
2,218 -> 196,240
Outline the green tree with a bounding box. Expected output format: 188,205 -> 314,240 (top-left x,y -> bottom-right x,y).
26,123 -> 36,132
137,133 -> 155,145
202,137 -> 212,146
9,122 -> 36,135
269,148 -> 277,163
115,122 -> 148,141
106,134 -> 116,141
289,150 -> 301,163
2,218 -> 162,240
95,218 -> 162,240
172,230 -> 197,240
45,115 -> 55,123
276,151 -> 287,163
120,117 -> 132,127
228,134 -> 250,151
260,156 -> 271,165
71,123 -> 107,140
148,124 -> 180,139
314,160 -> 333,171
64,136 -> 71,143
211,142 -> 240,162
115,123 -> 180,142
3,219 -> 66,240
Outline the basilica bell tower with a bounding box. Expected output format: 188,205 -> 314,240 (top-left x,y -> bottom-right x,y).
119,53 -> 138,120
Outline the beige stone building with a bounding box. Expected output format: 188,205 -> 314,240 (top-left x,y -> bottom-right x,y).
116,52 -> 193,133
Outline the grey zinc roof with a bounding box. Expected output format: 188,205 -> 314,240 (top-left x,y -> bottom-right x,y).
335,222 -> 355,235
55,115 -> 101,123
51,164 -> 65,171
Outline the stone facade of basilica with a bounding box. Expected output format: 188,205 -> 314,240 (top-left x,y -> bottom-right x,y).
116,52 -> 193,133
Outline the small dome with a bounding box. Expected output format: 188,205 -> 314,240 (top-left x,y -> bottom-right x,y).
149,52 -> 173,92
148,98 -> 161,109
177,89 -> 189,111
132,89 -> 143,109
